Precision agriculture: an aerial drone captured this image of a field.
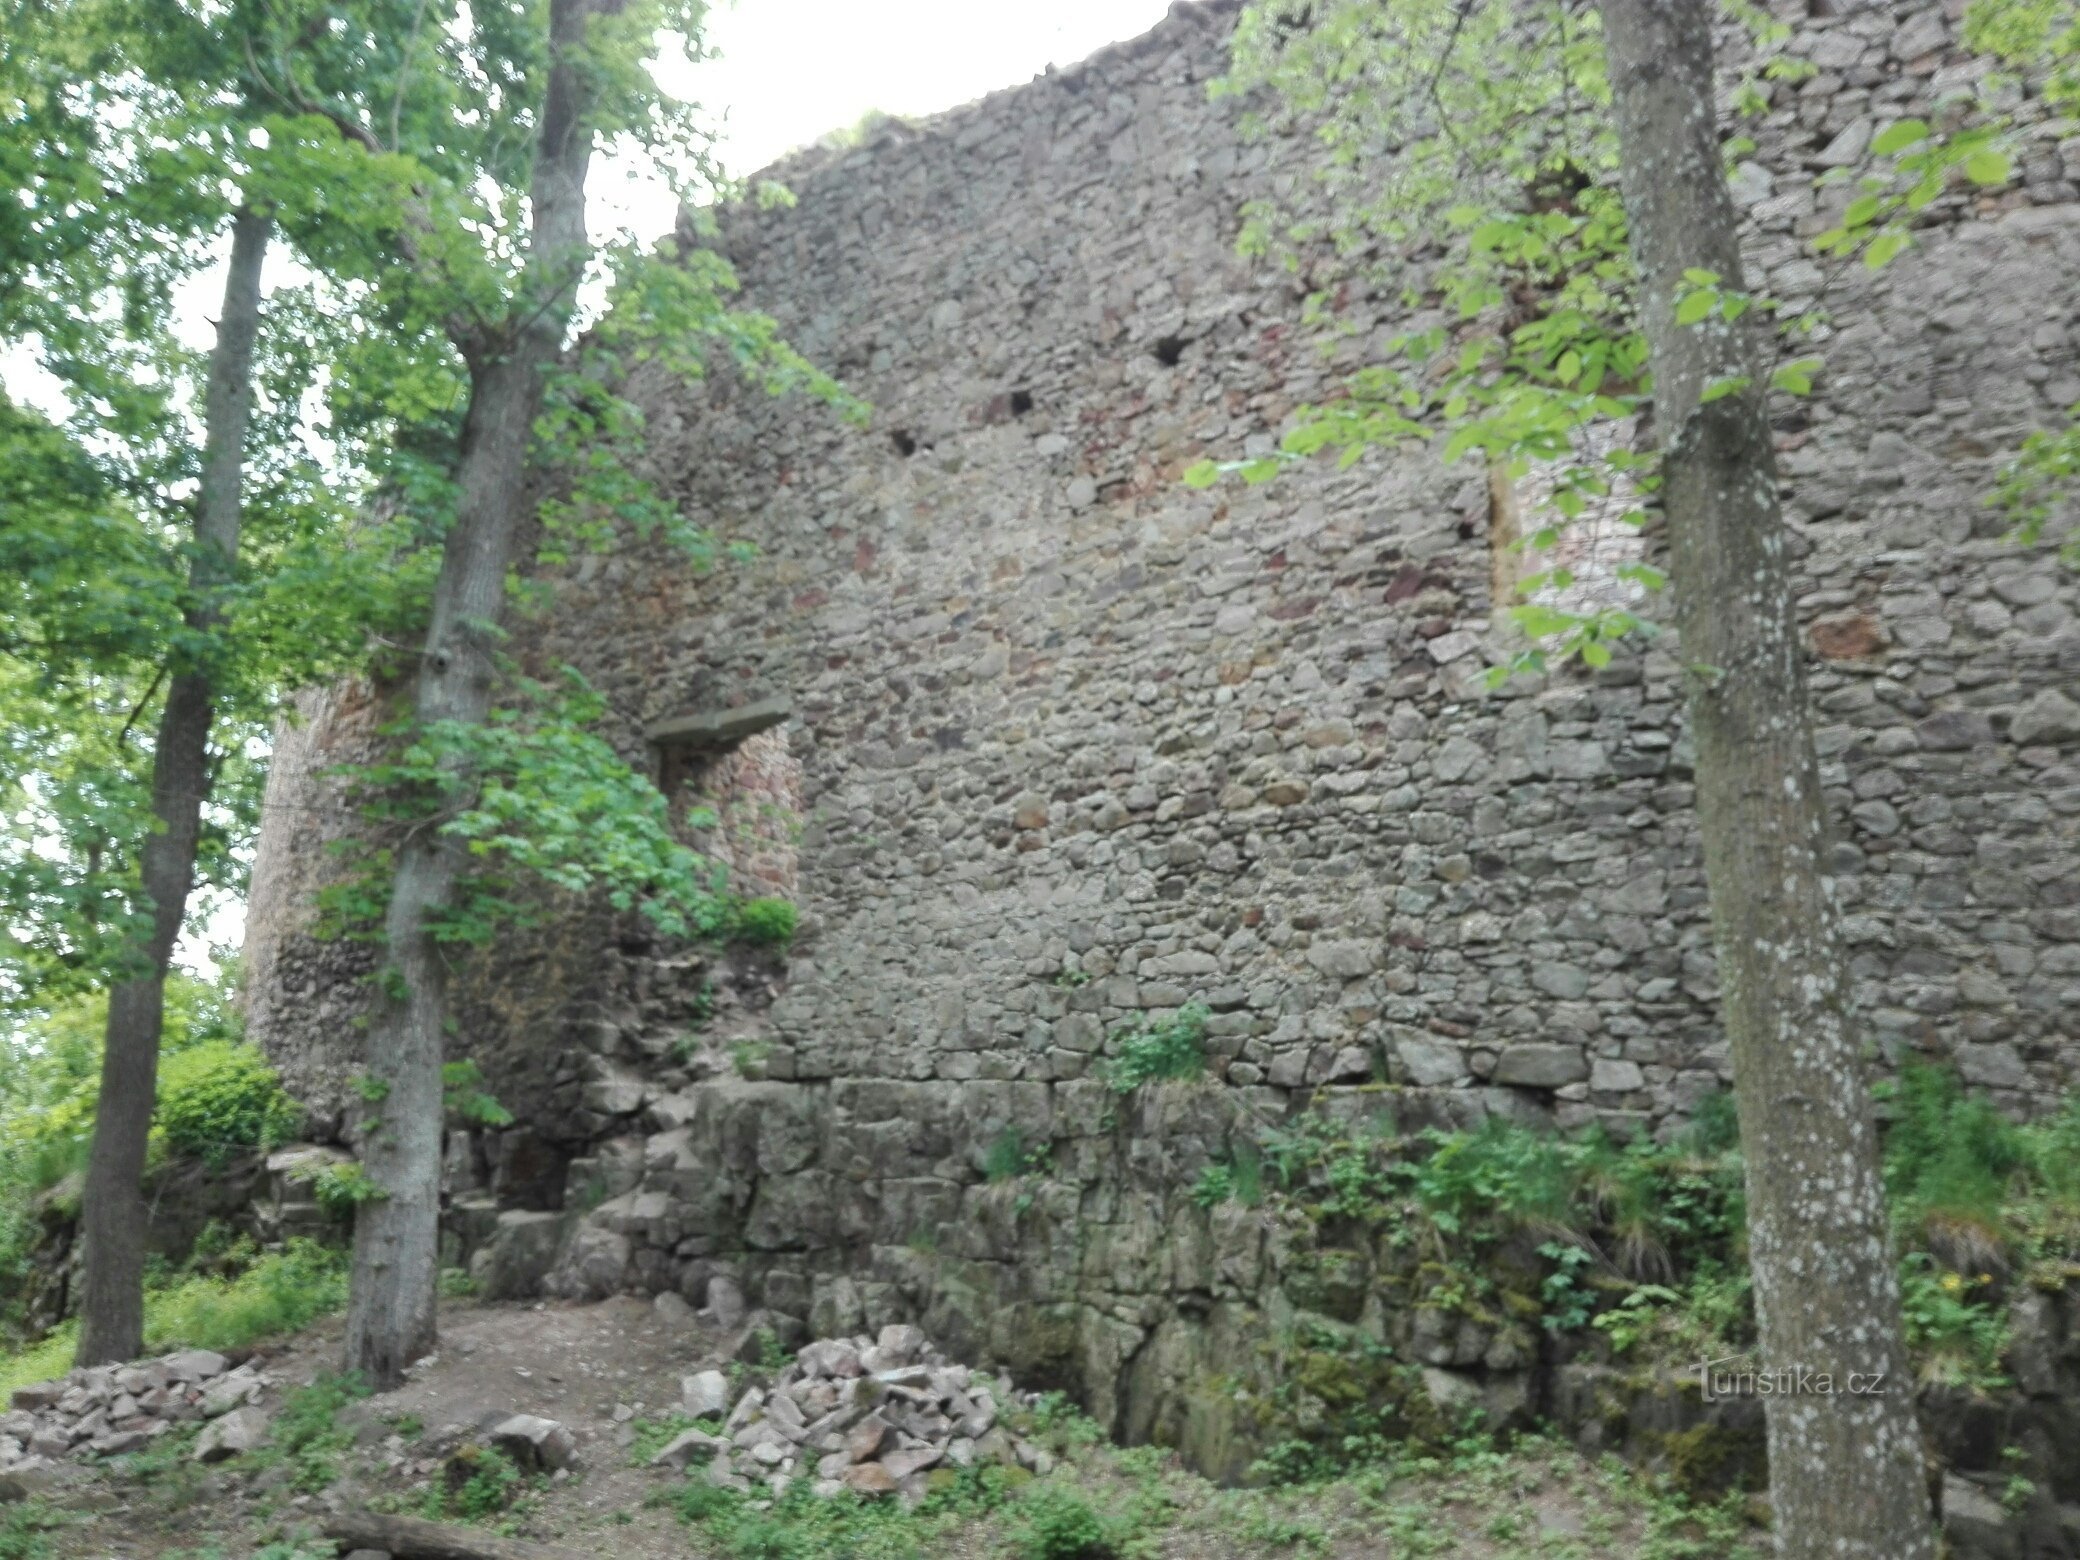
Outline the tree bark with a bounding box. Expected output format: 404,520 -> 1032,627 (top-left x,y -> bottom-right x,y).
1596,4 -> 1933,1557
76,206 -> 272,1367
343,0 -> 609,1389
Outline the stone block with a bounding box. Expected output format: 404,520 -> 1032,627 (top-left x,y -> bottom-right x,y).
1493,1044 -> 1589,1089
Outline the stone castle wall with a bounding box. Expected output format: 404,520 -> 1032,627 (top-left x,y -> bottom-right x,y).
243,0 -> 2080,1455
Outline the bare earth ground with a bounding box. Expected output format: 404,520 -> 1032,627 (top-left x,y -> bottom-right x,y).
17,1297 -> 1764,1560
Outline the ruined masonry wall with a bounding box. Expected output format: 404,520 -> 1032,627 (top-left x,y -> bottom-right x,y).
243,0 -> 2080,1453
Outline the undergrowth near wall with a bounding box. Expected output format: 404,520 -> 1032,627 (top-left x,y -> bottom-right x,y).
1193,1064 -> 2080,1447
0,1240 -> 347,1395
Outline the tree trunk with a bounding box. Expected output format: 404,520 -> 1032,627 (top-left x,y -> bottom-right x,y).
343,0 -> 607,1389
1596,4 -> 1933,1557
75,207 -> 272,1367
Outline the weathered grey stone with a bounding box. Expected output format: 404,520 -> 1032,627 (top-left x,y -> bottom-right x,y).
682,1370 -> 732,1420
2012,689 -> 2080,747
489,1414 -> 577,1473
162,1351 -> 228,1385
1396,1037 -> 1467,1087
1305,940 -> 1378,978
469,1209 -> 565,1301
1492,1045 -> 1589,1089
193,1406 -> 267,1463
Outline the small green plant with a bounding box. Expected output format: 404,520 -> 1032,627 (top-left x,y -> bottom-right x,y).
731,895 -> 798,947
1051,969 -> 1091,988
628,1410 -> 709,1464
984,1126 -> 1051,1183
250,1374 -> 371,1493
1191,1142 -> 1264,1208
438,1266 -> 477,1299
1013,1487 -> 1116,1560
1102,1004 -> 1208,1094
1538,1240 -> 1596,1332
441,1059 -> 514,1128
293,1159 -> 384,1219
729,1039 -> 772,1078
1897,1253 -> 2009,1389
432,1444 -> 527,1522
0,1501 -> 61,1560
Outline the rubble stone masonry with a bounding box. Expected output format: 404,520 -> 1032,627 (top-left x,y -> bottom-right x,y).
243,0 -> 2080,1455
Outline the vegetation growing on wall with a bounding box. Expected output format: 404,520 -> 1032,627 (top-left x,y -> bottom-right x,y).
1197,1066 -> 2080,1433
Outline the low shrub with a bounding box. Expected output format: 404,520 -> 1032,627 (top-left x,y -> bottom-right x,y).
1,1239 -> 349,1394
1013,1488 -> 1116,1560
731,896 -> 799,947
141,1238 -> 348,1355
155,1041 -> 302,1166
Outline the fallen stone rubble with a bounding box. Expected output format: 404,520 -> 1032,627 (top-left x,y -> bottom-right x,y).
654,1324 -> 1056,1502
1,1348 -> 272,1472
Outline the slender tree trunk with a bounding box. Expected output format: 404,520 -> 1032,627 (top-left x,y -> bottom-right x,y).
1597,5 -> 1933,1556
76,207 -> 271,1366
343,0 -> 606,1389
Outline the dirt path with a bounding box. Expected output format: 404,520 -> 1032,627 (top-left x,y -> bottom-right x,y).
18,1296 -> 1763,1560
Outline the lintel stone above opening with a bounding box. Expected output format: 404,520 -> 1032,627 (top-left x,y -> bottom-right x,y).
645,694 -> 792,751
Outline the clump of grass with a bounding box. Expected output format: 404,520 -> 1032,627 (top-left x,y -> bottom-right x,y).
245,1374 -> 370,1493
1882,1064 -> 2026,1270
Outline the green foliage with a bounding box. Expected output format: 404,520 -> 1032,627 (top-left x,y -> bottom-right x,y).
250,1373 -> 371,1493
1881,1064 -> 2025,1249
1989,401 -> 2080,566
1190,1142 -> 1264,1209
626,1410 -> 713,1465
153,1041 -> 301,1166
1012,1488 -> 1117,1560
984,1127 -> 1052,1184
1,974 -> 287,1322
0,1235 -> 346,1386
730,896 -> 799,948
319,670 -> 730,952
141,1239 -> 349,1356
664,1463 -> 1025,1560
0,1500 -> 59,1560
1207,0 -> 2049,689
295,1160 -> 384,1219
428,1444 -> 526,1523
1101,1005 -> 1209,1094
440,1059 -> 514,1129
1897,1255 -> 2010,1389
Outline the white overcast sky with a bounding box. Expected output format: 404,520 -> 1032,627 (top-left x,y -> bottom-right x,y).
639,0 -> 1178,223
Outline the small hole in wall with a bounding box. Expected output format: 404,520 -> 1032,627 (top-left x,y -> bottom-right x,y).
1008,388 -> 1034,416
1152,335 -> 1186,367
890,429 -> 917,456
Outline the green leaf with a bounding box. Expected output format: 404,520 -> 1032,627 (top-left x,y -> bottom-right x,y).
1842,193 -> 1883,229
1182,459 -> 1221,489
1771,356 -> 1824,396
1675,290 -> 1716,326
1863,229 -> 1911,270
1964,149 -> 2011,186
1872,119 -> 1930,156
1701,374 -> 1751,403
